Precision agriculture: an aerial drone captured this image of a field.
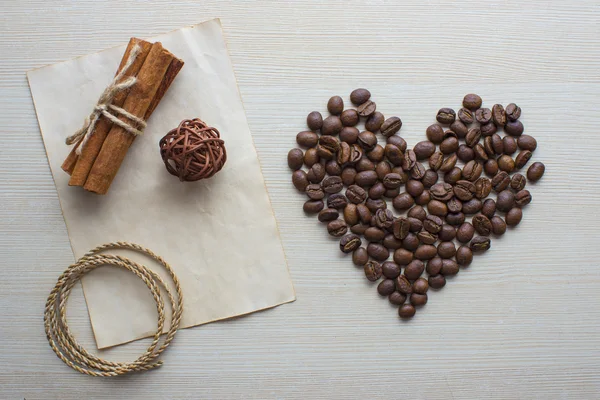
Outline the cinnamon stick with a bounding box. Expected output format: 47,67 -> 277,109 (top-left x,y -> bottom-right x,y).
64,38 -> 153,185
84,43 -> 178,194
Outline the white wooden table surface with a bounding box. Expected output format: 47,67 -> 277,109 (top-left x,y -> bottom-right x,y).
2,1 -> 600,399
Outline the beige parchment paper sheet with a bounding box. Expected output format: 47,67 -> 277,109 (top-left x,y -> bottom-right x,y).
27,19 -> 295,349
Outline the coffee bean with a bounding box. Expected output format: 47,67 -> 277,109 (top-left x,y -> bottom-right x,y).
455,246 -> 473,266
340,109 -> 359,127
326,160 -> 342,176
411,278 -> 429,295
408,217 -> 424,233
504,102 -> 521,120
303,199 -> 324,214
292,170 -> 309,191
402,233 -> 420,251
462,198 -> 482,214
439,154 -> 458,173
380,173 -> 402,190
356,156 -> 374,172
339,126 -> 359,144
484,159 -> 499,177
406,179 -> 425,197
372,161 -> 390,181
415,190 -> 432,206
382,144 -> 403,167
410,293 -> 428,306
399,304 -> 416,318
343,204 -> 359,225
414,141 -> 436,160
392,217 -> 410,240
427,200 -> 448,217
350,223 -> 369,235
382,261 -> 402,279
503,136 -> 518,155
378,279 -> 397,296
496,190 -> 515,212
405,259 -> 425,279
462,93 -> 482,110
456,222 -> 475,243
482,199 -> 496,218
355,170 -> 378,187
462,160 -> 483,181
368,243 -> 390,262
505,207 -> 523,226
375,209 -> 395,230
436,108 -> 456,125
365,111 -> 385,132
387,136 -> 407,153
341,167 -> 357,186
490,215 -> 507,235
350,88 -> 371,105
447,212 -> 465,227
402,149 -> 417,171
440,136 -> 459,154
385,188 -> 401,198
517,135 -> 537,152
367,144 -> 385,162
438,241 -> 457,259
368,182 -> 386,199
304,147 -> 320,167
306,183 -> 325,200
297,131 -> 319,148
322,176 -> 343,194
492,104 -> 506,126
356,131 -> 376,151
327,193 -> 348,209
357,204 -> 372,224
515,150 -> 532,169
515,189 -> 532,207
357,100 -> 376,117
422,169 -> 439,188
327,96 -> 344,115
430,182 -> 453,202
481,138 -> 493,159
446,197 -> 462,214
336,142 -> 351,167
480,122 -> 497,136
317,135 -> 340,160
428,151 -> 444,171
440,259 -> 459,276
527,162 -> 545,182
428,274 -> 446,289
389,291 -> 407,305
472,214 -> 492,236
380,116 -> 403,137
407,205 -> 427,220
288,148 -> 304,170
465,128 -> 481,147
340,234 -> 362,254
445,168 -> 463,185
416,226 -> 436,242
458,108 -> 475,124
318,207 -> 339,222
475,177 -> 492,198
392,192 -> 415,211
366,198 -> 387,213
321,115 -> 343,136
364,226 -> 385,242
473,144 -> 489,162
306,112 -> 323,131
383,234 -> 403,250
327,219 -> 348,237
423,215 -> 443,234
476,108 -> 492,124
470,236 -> 491,252
505,120 -> 524,136
426,124 -> 445,144
351,247 -> 368,266
492,171 -> 510,192
364,260 -> 382,281
426,257 -> 443,276
450,120 -> 468,139
510,174 -> 526,191
454,180 -> 475,201
394,248 -> 413,265
439,224 -> 457,242
457,145 -> 475,163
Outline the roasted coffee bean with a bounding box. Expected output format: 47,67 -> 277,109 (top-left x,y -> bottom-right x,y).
407,205 -> 427,220
472,214 -> 492,236
482,138 -> 493,158
339,126 -> 359,144
318,207 -> 339,222
322,176 -> 343,194
327,96 -> 344,115
383,234 -> 403,250
470,236 -> 491,252
357,131 -> 377,151
517,135 -> 537,152
428,151 -> 444,171
490,215 -> 507,235
303,199 -> 324,214
368,182 -> 386,199
447,197 -> 462,214
415,190 -> 432,206
341,167 -> 357,186
292,170 -> 309,191
426,257 -> 443,275
317,135 -> 340,160
405,259 -> 426,279
428,274 -> 446,289
465,128 -> 482,147
327,193 -> 348,209
408,217 -> 424,233
475,177 -> 492,199
454,180 -> 475,201
515,150 -> 532,169
417,231 -> 437,245
402,233 -> 420,252
288,148 -> 304,170
340,234 -> 362,253
368,243 -> 390,261
488,134 -> 502,155
427,200 -> 448,217
326,160 -> 342,176
445,168 -> 463,185
462,198 -> 482,214
356,157 -> 374,172
374,209 -> 394,230
439,224 -> 457,242
426,124 -> 445,144
399,303 -> 416,318
505,207 -> 523,226
505,103 -> 521,121
304,147 -> 320,167
343,204 -> 359,225
455,246 -> 473,266
340,108 -> 359,127
355,170 -> 378,187
503,136 -> 518,155
380,173 -> 402,190
393,192 -> 415,211
357,100 -> 376,117
364,260 -> 382,281
436,108 -> 456,124
527,162 -> 545,182
422,169 -> 439,188
389,291 -> 407,305
458,108 -> 475,124
387,135 -> 407,152
437,241 -> 457,259
447,212 -> 465,226
365,111 -> 385,132
480,122 -> 497,136
440,259 -> 459,276
395,275 -> 412,294
456,222 -> 475,243
406,179 -> 425,197
394,248 -> 414,265
463,93 -> 483,110
423,215 -> 443,234
482,199 -> 496,218
321,115 -> 343,136
350,88 -> 371,105
402,150 -> 417,171
378,279 -> 397,296
352,247 -> 368,266
385,188 -> 401,198
510,173 -> 526,191
450,120 -> 469,138
496,190 -> 515,212
430,182 -> 454,201
367,144 -> 385,162
350,144 -> 364,165
505,120 -> 524,136
357,204 -> 372,224
306,183 -> 325,200
350,223 -> 369,235
414,141 -> 436,160
492,171 -> 511,192
484,159 -> 499,177
412,277 -> 429,295
366,198 -> 387,213
382,261 -> 402,279
476,108 -> 492,124
440,136 -> 459,155
336,142 -> 351,167
384,144 -> 404,166
462,160 -> 483,181
410,293 -> 428,306
327,219 -> 348,237
380,116 -> 402,137
375,161 -> 391,181
492,104 -> 506,126
297,130 -> 319,148
515,189 -> 532,207
439,154 -> 458,173
306,112 -> 323,131
365,226 -> 386,242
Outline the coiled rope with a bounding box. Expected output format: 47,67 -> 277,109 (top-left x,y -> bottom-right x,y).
44,242 -> 183,377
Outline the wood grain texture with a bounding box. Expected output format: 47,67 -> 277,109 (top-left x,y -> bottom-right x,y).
1,1 -> 600,399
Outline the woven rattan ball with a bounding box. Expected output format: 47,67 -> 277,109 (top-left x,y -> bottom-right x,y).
159,119 -> 227,182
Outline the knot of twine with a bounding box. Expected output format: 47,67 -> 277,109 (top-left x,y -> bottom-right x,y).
44,242 -> 183,377
66,45 -> 147,155
159,118 -> 227,182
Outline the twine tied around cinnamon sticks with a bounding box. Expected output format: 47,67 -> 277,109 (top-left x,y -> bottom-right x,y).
65,44 -> 147,155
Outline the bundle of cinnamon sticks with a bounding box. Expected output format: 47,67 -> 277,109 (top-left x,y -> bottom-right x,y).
62,38 -> 184,195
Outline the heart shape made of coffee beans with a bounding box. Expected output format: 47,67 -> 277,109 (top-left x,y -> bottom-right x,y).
289,89 -> 545,319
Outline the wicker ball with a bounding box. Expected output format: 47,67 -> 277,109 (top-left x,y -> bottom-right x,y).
159,119 -> 227,182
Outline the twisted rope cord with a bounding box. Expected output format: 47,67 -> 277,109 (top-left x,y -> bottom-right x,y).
44,242 -> 183,377
66,44 -> 147,155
